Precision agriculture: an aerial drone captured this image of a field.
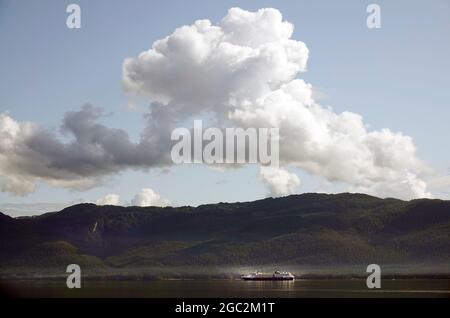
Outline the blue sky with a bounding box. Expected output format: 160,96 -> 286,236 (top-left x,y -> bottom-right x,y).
0,0 -> 449,215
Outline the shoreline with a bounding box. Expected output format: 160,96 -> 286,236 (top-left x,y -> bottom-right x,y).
2,273 -> 450,281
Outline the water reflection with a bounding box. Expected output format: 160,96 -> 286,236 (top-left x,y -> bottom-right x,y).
247,280 -> 295,291
1,279 -> 449,298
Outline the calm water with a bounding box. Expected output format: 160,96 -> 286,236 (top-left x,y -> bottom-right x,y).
2,279 -> 449,298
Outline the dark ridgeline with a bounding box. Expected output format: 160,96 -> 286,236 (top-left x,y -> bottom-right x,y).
0,193 -> 449,270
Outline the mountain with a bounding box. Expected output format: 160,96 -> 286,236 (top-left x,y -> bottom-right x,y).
0,193 -> 449,275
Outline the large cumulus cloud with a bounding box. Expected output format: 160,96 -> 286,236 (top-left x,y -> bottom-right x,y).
0,8 -> 432,199
123,7 -> 308,121
122,7 -> 430,199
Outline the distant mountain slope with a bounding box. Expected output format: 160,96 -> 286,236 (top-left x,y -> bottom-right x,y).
0,193 -> 449,270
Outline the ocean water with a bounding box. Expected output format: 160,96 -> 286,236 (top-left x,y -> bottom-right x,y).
2,279 -> 449,298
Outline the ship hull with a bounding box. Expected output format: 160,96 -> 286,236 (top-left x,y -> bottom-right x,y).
242,277 -> 294,281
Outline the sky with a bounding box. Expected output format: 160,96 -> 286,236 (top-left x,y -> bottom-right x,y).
0,0 -> 449,216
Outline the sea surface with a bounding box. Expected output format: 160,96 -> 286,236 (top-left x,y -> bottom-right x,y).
2,279 -> 449,298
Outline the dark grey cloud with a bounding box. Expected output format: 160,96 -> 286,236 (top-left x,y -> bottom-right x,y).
0,104 -> 172,195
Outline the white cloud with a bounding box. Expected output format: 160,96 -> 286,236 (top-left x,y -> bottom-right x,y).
122,7 -> 431,200
96,194 -> 120,206
123,7 -> 308,118
0,8 -> 434,200
0,175 -> 36,197
230,80 -> 431,199
96,189 -> 171,207
131,188 -> 170,207
260,166 -> 301,197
